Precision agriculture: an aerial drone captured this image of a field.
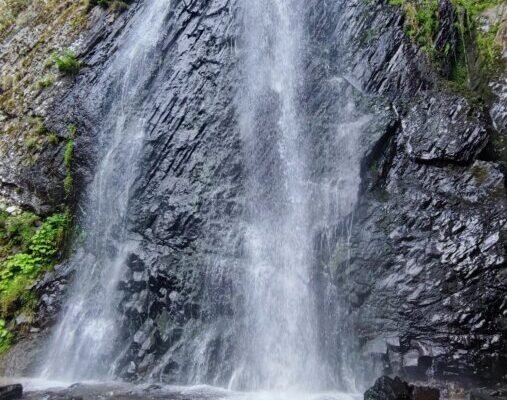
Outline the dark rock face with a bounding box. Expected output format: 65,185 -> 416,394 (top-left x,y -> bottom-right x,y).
310,0 -> 507,387
364,376 -> 412,400
112,0 -> 242,384
399,92 -> 487,163
4,0 -> 505,389
0,384 -> 22,400
364,376 -> 439,400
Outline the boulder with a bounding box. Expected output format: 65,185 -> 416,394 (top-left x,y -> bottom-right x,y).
364,376 -> 440,400
364,376 -> 412,400
0,384 -> 22,400
412,386 -> 439,400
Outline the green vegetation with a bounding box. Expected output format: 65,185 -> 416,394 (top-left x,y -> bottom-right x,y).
23,117 -> 59,152
0,210 -> 69,352
47,132 -> 59,145
389,0 -> 505,94
389,0 -> 439,53
0,0 -> 30,38
37,75 -> 54,89
0,319 -> 12,353
64,125 -> 76,197
52,49 -> 81,75
86,0 -> 130,13
24,118 -> 46,151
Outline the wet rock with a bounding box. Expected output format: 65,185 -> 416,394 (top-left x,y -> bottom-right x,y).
412,386 -> 439,400
364,376 -> 412,400
313,0 -> 507,386
400,93 -> 487,163
0,384 -> 22,400
2,0 -> 504,388
469,389 -> 507,400
433,0 -> 459,78
364,377 -> 440,400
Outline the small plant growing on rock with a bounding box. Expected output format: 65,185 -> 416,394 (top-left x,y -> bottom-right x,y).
52,49 -> 81,75
47,132 -> 59,145
64,124 -> 76,197
37,75 -> 54,89
0,319 -> 12,353
86,0 -> 130,13
110,1 -> 129,12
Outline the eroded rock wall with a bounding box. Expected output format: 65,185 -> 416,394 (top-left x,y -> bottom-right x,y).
311,0 -> 507,386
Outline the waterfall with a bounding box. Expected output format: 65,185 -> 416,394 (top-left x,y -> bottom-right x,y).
40,0 -> 173,381
231,0 -> 323,391
36,0 -> 367,393
230,0 -> 369,392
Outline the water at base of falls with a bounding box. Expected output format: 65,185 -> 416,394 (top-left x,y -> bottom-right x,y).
0,378 -> 361,400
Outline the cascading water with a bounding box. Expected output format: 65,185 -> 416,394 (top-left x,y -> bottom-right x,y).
40,0 -> 173,381
231,0 -> 323,391
36,0 -> 367,395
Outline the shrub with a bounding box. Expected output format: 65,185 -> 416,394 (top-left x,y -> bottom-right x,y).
52,49 -> 81,75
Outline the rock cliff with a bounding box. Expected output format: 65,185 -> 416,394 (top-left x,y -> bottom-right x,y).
0,0 -> 505,391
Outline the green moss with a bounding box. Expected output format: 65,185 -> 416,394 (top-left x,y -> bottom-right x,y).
52,49 -> 81,75
23,135 -> 38,150
64,139 -> 74,169
47,132 -> 59,145
23,118 -> 52,151
64,127 -> 75,196
64,174 -> 73,196
67,124 -> 77,139
0,319 -> 12,354
36,75 -> 54,89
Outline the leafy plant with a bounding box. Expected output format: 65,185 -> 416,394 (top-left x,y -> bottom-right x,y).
52,49 -> 81,75
0,212 -> 68,324
0,211 -> 39,248
29,213 -> 68,260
